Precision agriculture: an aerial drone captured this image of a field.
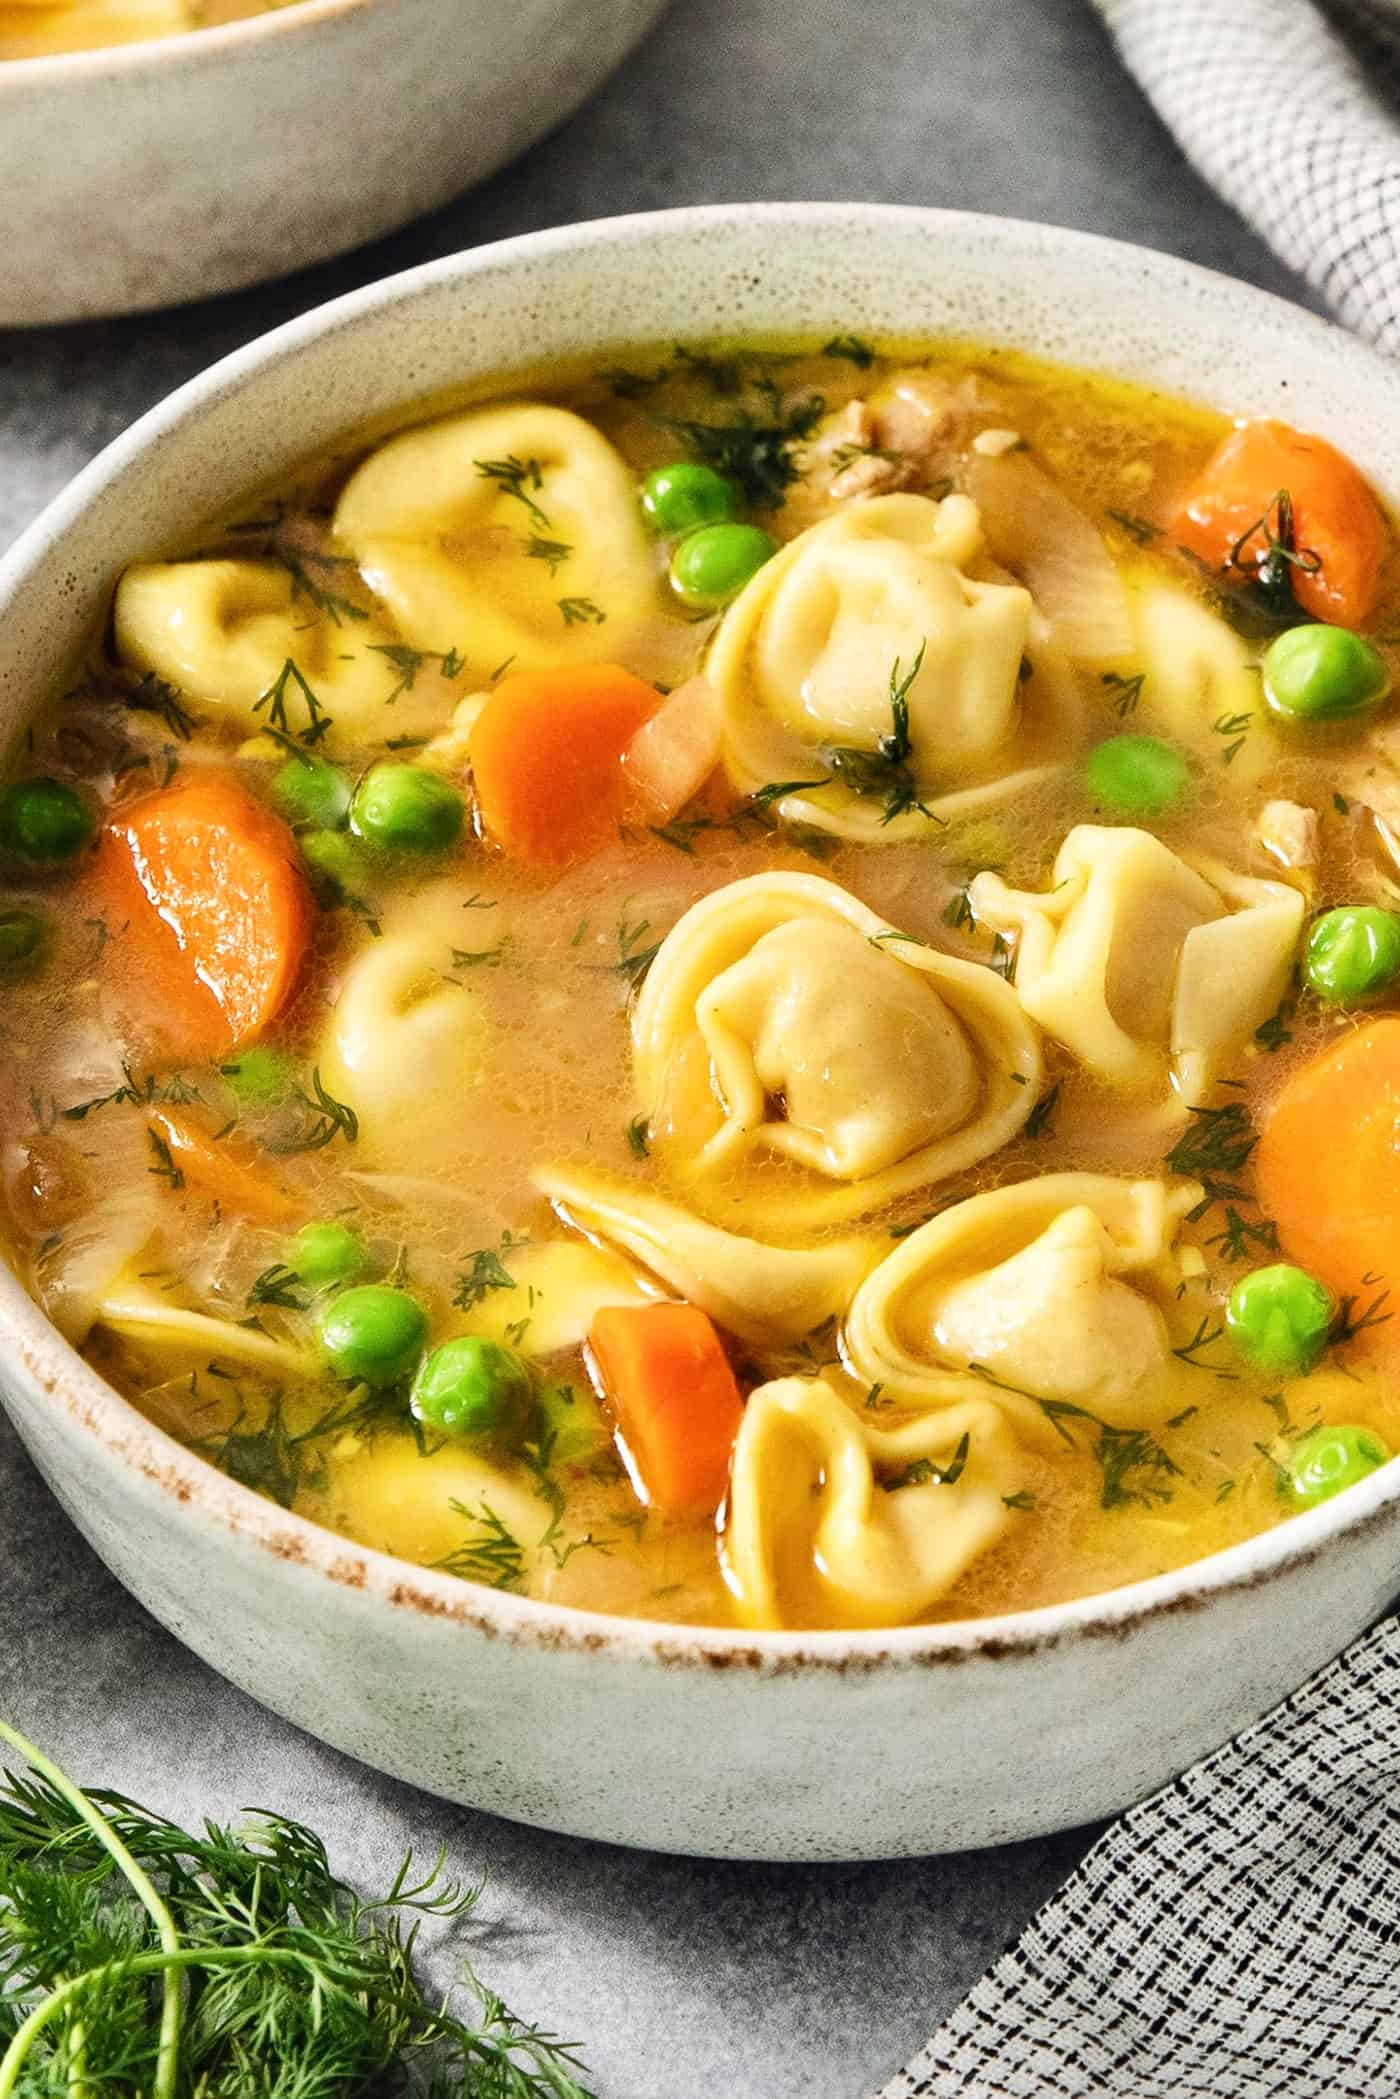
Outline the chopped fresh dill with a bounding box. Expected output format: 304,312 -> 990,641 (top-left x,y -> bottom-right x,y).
145,1129 -> 184,1190
434,1499 -> 528,1590
1101,669 -> 1144,718
452,1230 -> 529,1312
1331,1283 -> 1393,1348
254,657 -> 334,747
1204,1205 -> 1279,1264
558,595 -> 607,627
659,387 -> 824,509
1024,1082 -> 1060,1140
473,453 -> 549,527
1171,1315 -> 1239,1377
1106,509 -> 1162,545
524,534 -> 574,575
625,1114 -> 651,1159
820,641 -> 936,825
1164,1100 -> 1259,1219
266,1068 -> 359,1155
749,776 -> 830,808
1255,1001 -> 1294,1053
822,333 -> 876,368
882,1432 -> 971,1492
366,640 -> 463,703
1333,791 -> 1351,817
967,1363 -> 1182,1509
247,1263 -> 311,1312
1212,708 -> 1253,764
610,912 -> 665,987
1002,1489 -> 1036,1511
268,541 -> 370,626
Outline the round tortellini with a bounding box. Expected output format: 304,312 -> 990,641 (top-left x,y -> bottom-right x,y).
724,1378 -> 1022,1629
969,825 -> 1304,1101
333,403 -> 684,686
708,491 -> 1079,841
631,871 -> 1042,1230
318,930 -> 486,1169
535,1165 -> 880,1345
844,1173 -> 1203,1434
113,558 -> 466,751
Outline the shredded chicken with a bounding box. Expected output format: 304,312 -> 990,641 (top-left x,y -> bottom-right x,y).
790,370 -> 965,522
1256,799 -> 1320,876
868,370 -> 960,460
971,427 -> 1025,459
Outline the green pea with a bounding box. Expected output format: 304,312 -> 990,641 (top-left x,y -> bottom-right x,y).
410,1336 -> 533,1444
641,462 -> 738,536
0,778 -> 91,864
350,765 -> 463,854
1262,624 -> 1390,723
0,906 -> 46,976
1082,735 -> 1191,817
287,1220 -> 368,1289
299,828 -> 370,903
1226,1263 -> 1334,1376
1303,905 -> 1400,1004
536,1379 -> 611,1464
221,1045 -> 298,1107
669,523 -> 778,610
1282,1423 -> 1389,1510
318,1285 -> 427,1387
272,754 -> 351,831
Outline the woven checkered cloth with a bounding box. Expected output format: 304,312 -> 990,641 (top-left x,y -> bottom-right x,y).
876,1614 -> 1400,2097
1095,0 -> 1400,353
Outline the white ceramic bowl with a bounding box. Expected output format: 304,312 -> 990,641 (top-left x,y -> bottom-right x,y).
4,205 -> 1400,1861
0,0 -> 664,326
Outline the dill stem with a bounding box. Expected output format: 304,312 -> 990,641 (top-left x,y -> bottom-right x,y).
0,1720 -> 183,2099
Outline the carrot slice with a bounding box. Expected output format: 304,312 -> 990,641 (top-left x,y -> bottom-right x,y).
469,665 -> 660,867
148,1107 -> 298,1227
588,1302 -> 744,1514
97,772 -> 313,1061
1169,419 -> 1387,627
1254,1018 -> 1400,1348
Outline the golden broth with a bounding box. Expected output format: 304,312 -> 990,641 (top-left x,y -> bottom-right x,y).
5,337 -> 1400,1632
0,0 -> 300,59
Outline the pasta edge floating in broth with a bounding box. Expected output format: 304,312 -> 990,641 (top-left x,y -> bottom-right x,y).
5,332 -> 1400,1635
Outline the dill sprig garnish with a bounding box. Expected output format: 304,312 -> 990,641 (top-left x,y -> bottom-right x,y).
1224,486 -> 1320,618
254,658 -> 334,748
366,641 -> 464,703
609,912 -> 665,987
625,1115 -> 651,1159
1171,1316 -> 1239,1377
557,596 -> 606,628
246,1263 -> 311,1312
1164,1100 -> 1259,1219
968,1362 -> 1182,1509
473,454 -> 550,528
881,1432 -> 971,1493
659,386 -> 824,509
1023,1082 -> 1061,1140
265,1069 -> 359,1155
820,642 -> 936,825
146,1130 -> 185,1190
821,333 -> 876,368
268,542 -> 370,627
0,1718 -> 595,2099
1331,1279 -> 1393,1348
1106,509 -> 1162,545
1212,708 -> 1253,764
1101,669 -> 1144,718
452,1230 -> 529,1312
524,534 -> 574,575
434,1499 -> 528,1590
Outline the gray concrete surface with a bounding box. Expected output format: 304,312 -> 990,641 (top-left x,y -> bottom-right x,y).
0,2 -> 1323,2093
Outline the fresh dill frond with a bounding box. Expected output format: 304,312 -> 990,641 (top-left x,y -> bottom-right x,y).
145,1130 -> 184,1190
434,1499 -> 528,1590
557,595 -> 606,627
247,1263 -> 311,1312
821,333 -> 876,368
452,1230 -> 529,1312
1106,509 -> 1162,545
0,1718 -> 596,2099
625,1114 -> 651,1159
254,657 -> 334,747
473,453 -> 550,527
366,641 -> 463,704
1171,1316 -> 1238,1377
967,1363 -> 1182,1509
1023,1082 -> 1060,1140
659,390 -> 824,509
1101,669 -> 1144,718
881,1432 -> 971,1493
1164,1100 -> 1259,1217
266,1068 -> 359,1155
523,534 -> 574,575
268,541 -> 370,626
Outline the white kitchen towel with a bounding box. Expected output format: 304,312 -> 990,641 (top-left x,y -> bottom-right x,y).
876,1612 -> 1400,2097
1095,0 -> 1400,352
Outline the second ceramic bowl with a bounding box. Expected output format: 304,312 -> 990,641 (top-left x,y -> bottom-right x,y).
0,0 -> 665,326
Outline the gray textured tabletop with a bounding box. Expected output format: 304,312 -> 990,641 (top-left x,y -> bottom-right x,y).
0,3 -> 1323,2095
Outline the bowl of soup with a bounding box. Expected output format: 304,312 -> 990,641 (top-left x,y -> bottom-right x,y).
0,0 -> 666,325
4,203 -> 1400,1860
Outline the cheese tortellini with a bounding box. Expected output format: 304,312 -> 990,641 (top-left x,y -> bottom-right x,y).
334,403 -> 679,685
724,1379 -> 1022,1628
970,826 -> 1304,1101
1129,576 -> 1281,788
844,1173 -> 1203,1433
318,931 -> 486,1169
632,871 -> 1041,1230
114,558 -> 464,750
535,1165 -> 880,1345
708,492 -> 1078,841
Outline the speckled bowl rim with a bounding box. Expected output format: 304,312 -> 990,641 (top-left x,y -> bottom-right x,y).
3,200 -> 1397,1675
0,0 -> 381,79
